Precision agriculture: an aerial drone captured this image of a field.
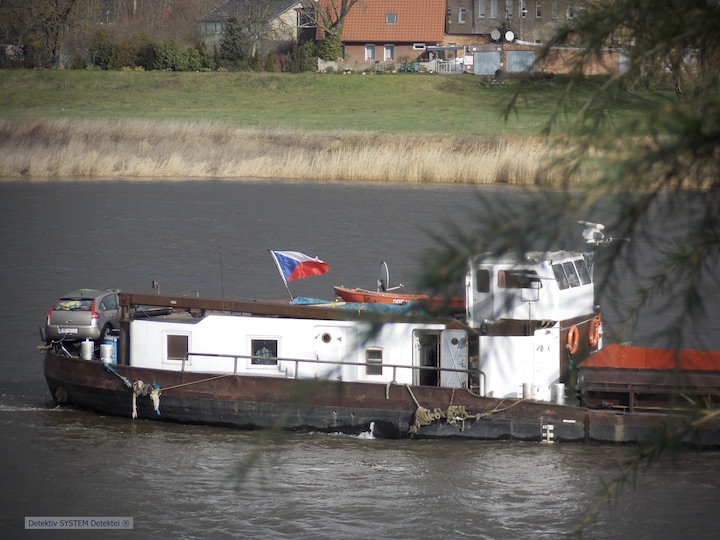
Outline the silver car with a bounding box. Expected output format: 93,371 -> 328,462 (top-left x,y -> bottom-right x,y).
45,289 -> 120,343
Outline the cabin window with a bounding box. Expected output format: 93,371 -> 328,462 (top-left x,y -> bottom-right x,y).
366,349 -> 383,375
476,269 -> 491,292
562,261 -> 581,287
574,259 -> 591,285
552,263 -> 569,289
251,339 -> 278,365
498,270 -> 541,289
166,334 -> 189,361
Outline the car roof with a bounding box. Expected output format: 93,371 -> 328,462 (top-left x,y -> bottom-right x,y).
60,289 -> 116,300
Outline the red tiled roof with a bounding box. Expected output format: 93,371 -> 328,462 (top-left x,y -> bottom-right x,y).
328,0 -> 446,43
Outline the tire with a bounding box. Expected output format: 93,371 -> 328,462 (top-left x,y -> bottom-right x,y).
99,324 -> 112,343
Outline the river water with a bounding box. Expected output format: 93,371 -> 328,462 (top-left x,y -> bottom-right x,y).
1,180 -> 718,539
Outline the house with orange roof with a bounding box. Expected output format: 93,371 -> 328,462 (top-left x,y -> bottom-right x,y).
323,0 -> 447,67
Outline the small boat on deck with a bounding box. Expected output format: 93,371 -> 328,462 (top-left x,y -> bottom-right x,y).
41,223 -> 720,446
333,261 -> 464,313
333,286 -> 465,313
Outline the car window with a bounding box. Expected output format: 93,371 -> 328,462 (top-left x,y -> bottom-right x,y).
100,295 -> 118,311
54,299 -> 93,311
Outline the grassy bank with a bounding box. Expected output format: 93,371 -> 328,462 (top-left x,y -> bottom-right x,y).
0,70 -> 648,183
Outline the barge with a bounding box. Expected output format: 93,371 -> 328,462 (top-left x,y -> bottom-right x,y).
42,225 -> 720,445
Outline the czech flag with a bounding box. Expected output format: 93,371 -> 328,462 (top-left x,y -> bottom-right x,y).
270,250 -> 330,282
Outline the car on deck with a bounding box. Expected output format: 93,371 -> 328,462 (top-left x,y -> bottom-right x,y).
45,289 -> 120,344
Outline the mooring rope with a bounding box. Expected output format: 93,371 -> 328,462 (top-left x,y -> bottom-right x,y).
103,362 -> 132,388
131,380 -> 161,419
128,373 -> 236,420
159,373 -> 235,392
406,382 -> 533,436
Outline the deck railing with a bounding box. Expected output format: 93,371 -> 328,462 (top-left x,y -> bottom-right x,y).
184,351 -> 483,391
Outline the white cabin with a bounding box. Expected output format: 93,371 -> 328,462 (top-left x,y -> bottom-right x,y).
466,251 -> 595,327
129,313 -> 470,388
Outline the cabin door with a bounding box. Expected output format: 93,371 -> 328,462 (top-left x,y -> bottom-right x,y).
440,330 -> 469,388
413,331 -> 440,386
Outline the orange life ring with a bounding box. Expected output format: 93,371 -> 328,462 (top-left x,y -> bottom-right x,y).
588,315 -> 602,347
566,325 -> 579,354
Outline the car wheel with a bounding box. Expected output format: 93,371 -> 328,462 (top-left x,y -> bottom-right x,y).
99,324 -> 112,342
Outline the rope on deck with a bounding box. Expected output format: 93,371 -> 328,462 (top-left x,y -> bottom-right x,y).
406,384 -> 472,436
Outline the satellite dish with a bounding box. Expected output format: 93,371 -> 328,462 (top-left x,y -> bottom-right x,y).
505,31 -> 515,42
377,261 -> 390,292
490,29 -> 501,41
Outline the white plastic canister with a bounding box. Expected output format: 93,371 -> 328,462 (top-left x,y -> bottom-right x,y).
80,339 -> 94,360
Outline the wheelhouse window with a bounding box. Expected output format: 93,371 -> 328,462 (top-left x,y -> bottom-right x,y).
366,349 -> 383,375
251,339 -> 278,365
552,260 -> 588,289
385,13 -> 397,24
574,259 -> 591,285
476,269 -> 491,292
166,334 -> 189,361
562,261 -> 580,287
498,270 -> 541,289
552,263 -> 569,289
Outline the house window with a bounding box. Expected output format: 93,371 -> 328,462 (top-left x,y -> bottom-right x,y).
366,349 -> 383,375
535,0 -> 541,17
506,0 -> 513,18
412,43 -> 426,50
458,8 -> 466,24
251,339 -> 278,365
365,44 -> 376,61
384,44 -> 395,61
490,0 -> 498,19
476,0 -> 485,18
566,2 -> 575,18
386,13 -> 397,24
551,0 -> 558,18
166,334 -> 188,361
297,9 -> 315,28
519,0 -> 526,17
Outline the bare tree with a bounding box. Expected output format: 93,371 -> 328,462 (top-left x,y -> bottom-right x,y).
302,0 -> 363,38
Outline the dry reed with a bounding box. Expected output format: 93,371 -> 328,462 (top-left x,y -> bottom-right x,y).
0,117 -> 567,185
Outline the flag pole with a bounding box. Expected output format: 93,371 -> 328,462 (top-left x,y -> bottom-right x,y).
269,250 -> 294,300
